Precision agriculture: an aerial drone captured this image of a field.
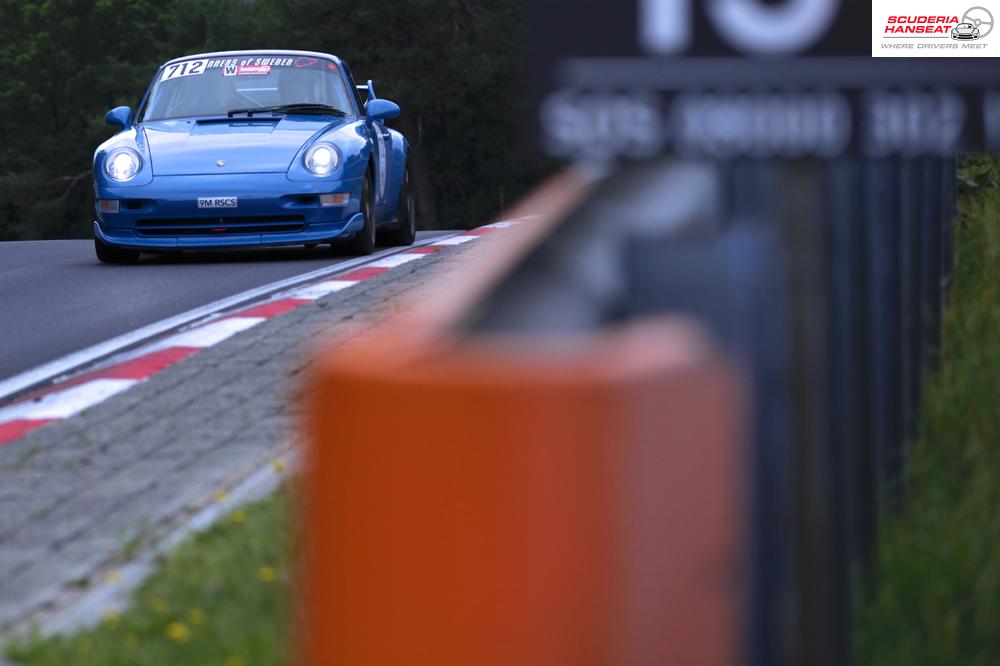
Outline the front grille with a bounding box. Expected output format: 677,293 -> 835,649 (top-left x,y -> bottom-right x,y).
136,215 -> 306,236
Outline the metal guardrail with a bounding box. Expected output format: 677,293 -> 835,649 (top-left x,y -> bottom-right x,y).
464,157 -> 957,664
300,153 -> 958,665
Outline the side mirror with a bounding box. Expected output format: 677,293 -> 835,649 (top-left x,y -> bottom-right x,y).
367,99 -> 400,122
105,106 -> 133,129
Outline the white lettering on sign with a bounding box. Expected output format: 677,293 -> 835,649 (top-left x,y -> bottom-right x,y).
639,0 -> 840,54
864,90 -> 966,157
160,59 -> 208,82
672,92 -> 852,158
541,91 -> 665,160
539,89 -> 854,159
639,0 -> 693,53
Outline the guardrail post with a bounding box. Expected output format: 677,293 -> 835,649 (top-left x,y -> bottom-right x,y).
921,160 -> 944,368
863,159 -> 904,507
302,315 -> 747,665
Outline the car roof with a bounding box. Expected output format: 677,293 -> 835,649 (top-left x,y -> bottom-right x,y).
162,50 -> 342,67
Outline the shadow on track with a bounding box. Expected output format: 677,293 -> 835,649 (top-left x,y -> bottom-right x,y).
134,244 -> 357,266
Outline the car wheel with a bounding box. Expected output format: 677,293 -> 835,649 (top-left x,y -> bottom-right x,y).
345,170 -> 377,256
381,165 -> 416,247
94,237 -> 140,264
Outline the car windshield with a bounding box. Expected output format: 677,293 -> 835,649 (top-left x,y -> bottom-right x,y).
142,55 -> 354,121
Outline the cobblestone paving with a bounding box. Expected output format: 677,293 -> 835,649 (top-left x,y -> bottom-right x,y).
0,235 -> 495,634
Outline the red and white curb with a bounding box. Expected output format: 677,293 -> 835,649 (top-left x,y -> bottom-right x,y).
0,221 -> 523,447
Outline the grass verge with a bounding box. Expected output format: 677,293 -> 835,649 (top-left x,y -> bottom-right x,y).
857,156 -> 1000,664
5,489 -> 292,666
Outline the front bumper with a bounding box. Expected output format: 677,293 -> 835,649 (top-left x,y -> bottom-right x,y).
94,172 -> 365,250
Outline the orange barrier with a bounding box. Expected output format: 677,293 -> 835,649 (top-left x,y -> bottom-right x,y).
302,317 -> 746,666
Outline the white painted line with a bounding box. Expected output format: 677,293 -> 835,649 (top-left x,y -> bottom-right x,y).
366,252 -> 424,268
0,379 -> 136,422
282,280 -> 358,301
432,235 -> 475,246
148,317 -> 264,351
0,233 -> 459,403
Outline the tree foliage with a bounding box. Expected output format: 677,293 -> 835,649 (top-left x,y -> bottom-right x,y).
0,0 -> 546,240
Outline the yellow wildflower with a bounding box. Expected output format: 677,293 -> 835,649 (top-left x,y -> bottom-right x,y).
105,570 -> 121,584
258,566 -> 277,583
187,608 -> 207,625
229,509 -> 246,524
102,609 -> 121,628
271,458 -> 286,473
213,489 -> 228,502
165,621 -> 190,643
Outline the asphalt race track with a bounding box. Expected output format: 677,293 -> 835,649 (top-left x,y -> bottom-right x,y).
0,233 -> 449,381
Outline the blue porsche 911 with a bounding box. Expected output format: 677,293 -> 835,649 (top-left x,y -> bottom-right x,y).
92,50 -> 415,263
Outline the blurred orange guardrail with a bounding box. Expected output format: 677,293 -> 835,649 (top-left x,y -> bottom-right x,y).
301,172 -> 748,666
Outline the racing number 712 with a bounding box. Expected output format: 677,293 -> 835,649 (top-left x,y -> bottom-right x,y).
161,59 -> 207,82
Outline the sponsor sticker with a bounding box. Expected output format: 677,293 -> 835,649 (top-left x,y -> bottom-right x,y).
160,59 -> 208,82
237,65 -> 272,76
872,0 -> 999,56
204,56 -> 326,73
197,197 -> 238,209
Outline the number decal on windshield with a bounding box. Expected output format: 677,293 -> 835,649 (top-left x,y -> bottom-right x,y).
160,59 -> 208,82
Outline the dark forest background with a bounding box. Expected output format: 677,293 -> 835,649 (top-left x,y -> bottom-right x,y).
0,0 -> 549,240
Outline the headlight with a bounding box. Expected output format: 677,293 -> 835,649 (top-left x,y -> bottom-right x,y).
304,143 -> 340,175
104,148 -> 142,182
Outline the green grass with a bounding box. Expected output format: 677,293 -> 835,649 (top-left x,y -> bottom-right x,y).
5,490 -> 292,666
857,156 -> 1000,665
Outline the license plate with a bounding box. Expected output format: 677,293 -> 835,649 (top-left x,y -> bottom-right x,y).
197,196 -> 238,209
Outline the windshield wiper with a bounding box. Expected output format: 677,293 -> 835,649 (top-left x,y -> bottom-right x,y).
226,104 -> 348,118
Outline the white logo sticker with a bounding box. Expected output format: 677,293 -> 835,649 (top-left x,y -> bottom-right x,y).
160,59 -> 209,82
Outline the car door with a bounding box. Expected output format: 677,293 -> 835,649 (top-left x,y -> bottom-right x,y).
343,63 -> 393,215
369,118 -> 393,212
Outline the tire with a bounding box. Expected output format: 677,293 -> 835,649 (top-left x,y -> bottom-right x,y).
380,165 -> 416,246
94,237 -> 140,264
344,170 -> 377,256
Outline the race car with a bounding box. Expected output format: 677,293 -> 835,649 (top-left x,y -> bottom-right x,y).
951,22 -> 981,39
92,50 -> 415,263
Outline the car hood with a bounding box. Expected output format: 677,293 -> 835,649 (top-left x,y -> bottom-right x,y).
142,117 -> 343,176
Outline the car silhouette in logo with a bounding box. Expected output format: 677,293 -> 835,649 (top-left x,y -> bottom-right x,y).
952,22 -> 981,39
961,5 -> 994,37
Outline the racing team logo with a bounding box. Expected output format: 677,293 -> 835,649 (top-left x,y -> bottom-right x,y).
874,2 -> 997,56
